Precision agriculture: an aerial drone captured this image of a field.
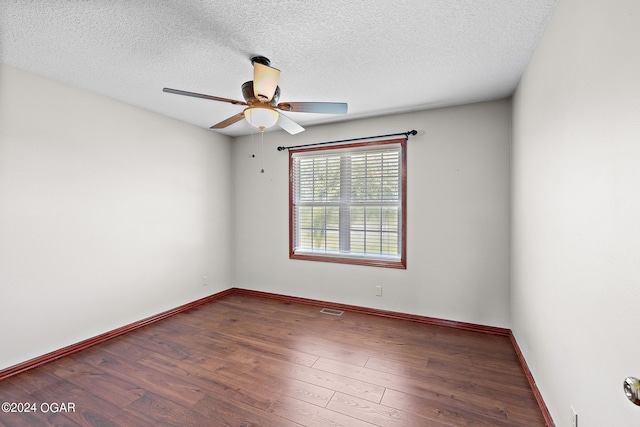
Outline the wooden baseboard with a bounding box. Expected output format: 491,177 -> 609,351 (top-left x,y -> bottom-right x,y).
231,287 -> 511,336
0,286 -> 510,382
510,331 -> 555,427
0,286 -> 554,427
0,288 -> 234,382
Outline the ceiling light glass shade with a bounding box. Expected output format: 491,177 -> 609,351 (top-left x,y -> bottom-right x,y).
245,107 -> 279,131
253,62 -> 280,102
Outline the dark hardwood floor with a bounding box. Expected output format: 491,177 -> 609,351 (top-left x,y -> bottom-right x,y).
0,294 -> 546,426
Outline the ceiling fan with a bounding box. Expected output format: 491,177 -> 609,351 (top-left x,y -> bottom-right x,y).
163,56 -> 348,135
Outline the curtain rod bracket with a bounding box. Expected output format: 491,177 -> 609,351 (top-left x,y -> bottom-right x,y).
277,129 -> 417,151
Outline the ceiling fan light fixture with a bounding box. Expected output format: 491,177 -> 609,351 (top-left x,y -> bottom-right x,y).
245,106 -> 279,131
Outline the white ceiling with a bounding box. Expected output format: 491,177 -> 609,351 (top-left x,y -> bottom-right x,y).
0,0 -> 558,137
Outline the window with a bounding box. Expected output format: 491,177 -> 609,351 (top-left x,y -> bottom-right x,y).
289,138 -> 406,268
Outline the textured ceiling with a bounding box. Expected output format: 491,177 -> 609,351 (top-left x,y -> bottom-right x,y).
0,0 -> 558,137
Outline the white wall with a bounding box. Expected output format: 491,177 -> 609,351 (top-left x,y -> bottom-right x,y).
233,100 -> 512,328
511,0 -> 640,425
0,64 -> 234,370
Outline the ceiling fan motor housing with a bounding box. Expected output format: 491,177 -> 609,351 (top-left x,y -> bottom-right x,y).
241,81 -> 280,105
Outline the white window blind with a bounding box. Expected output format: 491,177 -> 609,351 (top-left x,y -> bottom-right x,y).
290,141 -> 405,267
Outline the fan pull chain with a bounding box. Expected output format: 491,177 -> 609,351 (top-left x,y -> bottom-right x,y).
260,130 -> 265,173
250,129 -> 256,158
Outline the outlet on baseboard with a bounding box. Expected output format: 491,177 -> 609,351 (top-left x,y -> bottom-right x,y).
571,405 -> 578,427
202,275 -> 208,286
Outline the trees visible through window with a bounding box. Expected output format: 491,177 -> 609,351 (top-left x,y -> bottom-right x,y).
289,138 -> 406,268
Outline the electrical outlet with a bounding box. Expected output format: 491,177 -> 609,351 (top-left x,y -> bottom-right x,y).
571,406 -> 578,427
202,275 -> 208,286
376,286 -> 382,296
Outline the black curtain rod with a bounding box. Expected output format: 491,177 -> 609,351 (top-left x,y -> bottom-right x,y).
276,130 -> 417,151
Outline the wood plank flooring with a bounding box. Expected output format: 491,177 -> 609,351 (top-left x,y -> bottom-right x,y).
0,294 -> 546,426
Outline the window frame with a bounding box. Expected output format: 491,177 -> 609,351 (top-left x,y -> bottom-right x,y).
289,138 -> 407,269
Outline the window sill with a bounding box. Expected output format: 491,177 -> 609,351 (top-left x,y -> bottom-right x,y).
290,252 -> 406,269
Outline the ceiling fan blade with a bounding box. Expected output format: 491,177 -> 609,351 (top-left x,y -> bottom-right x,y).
210,112 -> 246,129
163,88 -> 247,106
253,62 -> 280,102
277,112 -> 305,135
277,102 -> 348,114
